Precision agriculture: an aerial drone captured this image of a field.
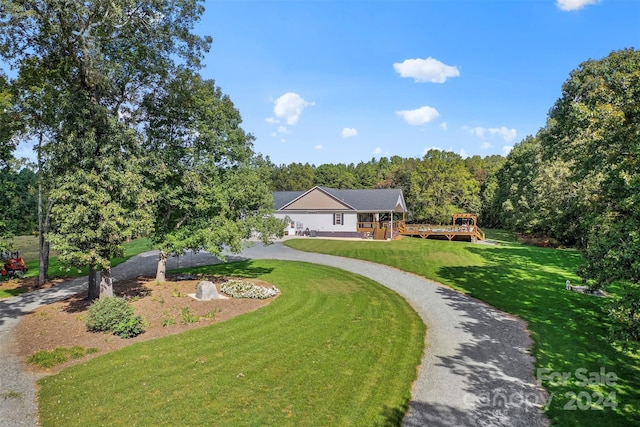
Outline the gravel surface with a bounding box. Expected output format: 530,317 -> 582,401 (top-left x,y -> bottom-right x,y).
0,240 -> 549,427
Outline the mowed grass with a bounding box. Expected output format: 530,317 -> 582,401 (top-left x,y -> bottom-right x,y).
37,260 -> 426,427
0,237 -> 152,299
285,233 -> 640,427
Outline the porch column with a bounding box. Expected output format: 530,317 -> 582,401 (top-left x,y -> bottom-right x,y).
390,211 -> 393,239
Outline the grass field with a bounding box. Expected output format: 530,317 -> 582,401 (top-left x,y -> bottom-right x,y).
0,237 -> 152,299
37,260 -> 426,427
285,233 -> 640,426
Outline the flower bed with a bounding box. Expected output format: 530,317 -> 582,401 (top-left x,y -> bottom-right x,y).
220,280 -> 280,299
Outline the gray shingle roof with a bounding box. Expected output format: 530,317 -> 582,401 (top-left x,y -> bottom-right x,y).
273,186 -> 406,212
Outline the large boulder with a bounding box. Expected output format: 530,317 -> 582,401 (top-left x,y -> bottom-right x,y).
195,281 -> 221,300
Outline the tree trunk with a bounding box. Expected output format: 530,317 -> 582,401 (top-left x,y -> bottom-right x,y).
37,132 -> 52,288
156,250 -> 167,282
88,266 -> 99,300
38,198 -> 53,287
99,267 -> 114,298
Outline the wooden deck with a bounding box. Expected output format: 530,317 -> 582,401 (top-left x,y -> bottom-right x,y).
398,222 -> 485,242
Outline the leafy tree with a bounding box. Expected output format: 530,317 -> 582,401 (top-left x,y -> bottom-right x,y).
353,161 -> 377,189
543,48 -> 640,285
0,73 -> 22,253
491,136 -> 545,234
314,163 -> 358,189
542,48 -> 640,347
141,70 -> 283,281
465,155 -> 506,227
408,150 -> 480,223
0,0 -> 211,298
271,162 -> 315,191
48,121 -> 153,298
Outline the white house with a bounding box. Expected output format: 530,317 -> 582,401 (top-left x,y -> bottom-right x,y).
273,186 -> 407,239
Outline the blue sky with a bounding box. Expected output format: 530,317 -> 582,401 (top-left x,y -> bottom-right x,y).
193,0 -> 639,166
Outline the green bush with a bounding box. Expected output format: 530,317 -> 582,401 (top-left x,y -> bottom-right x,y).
113,315 -> 145,339
86,297 -> 144,338
86,297 -> 134,333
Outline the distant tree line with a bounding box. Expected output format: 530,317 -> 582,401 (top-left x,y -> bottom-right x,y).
264,153 -> 505,225
0,161 -> 38,238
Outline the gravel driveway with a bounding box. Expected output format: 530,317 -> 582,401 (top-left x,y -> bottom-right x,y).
0,241 -> 548,427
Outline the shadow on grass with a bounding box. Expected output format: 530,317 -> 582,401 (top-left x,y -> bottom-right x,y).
377,397 -> 409,427
0,287 -> 28,298
171,259 -> 275,279
437,243 -> 640,426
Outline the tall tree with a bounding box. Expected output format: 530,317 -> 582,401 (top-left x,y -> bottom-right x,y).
314,163 -> 358,189
272,162 -> 315,191
0,73 -> 22,253
408,150 -> 480,223
48,120 -> 153,298
0,0 -> 211,298
141,70 -> 283,281
491,136 -> 545,235
542,48 -> 640,346
543,48 -> 640,287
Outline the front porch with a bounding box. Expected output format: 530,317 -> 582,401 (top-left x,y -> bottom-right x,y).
357,212 -> 405,240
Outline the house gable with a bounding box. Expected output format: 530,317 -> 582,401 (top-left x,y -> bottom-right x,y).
281,187 -> 354,211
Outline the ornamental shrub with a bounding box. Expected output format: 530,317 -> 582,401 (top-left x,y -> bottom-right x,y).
112,315 -> 145,338
86,297 -> 143,338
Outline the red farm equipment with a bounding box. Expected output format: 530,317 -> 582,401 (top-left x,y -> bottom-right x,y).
1,251 -> 28,279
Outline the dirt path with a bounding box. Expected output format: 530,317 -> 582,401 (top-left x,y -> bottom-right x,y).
0,242 -> 549,427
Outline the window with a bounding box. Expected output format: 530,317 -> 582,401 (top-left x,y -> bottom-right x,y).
333,213 -> 343,225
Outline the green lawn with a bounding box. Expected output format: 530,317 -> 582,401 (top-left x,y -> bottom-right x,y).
37,260 -> 425,427
0,237 -> 152,299
285,234 -> 640,426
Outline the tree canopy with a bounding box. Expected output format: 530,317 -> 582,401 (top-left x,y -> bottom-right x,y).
140,70 -> 283,281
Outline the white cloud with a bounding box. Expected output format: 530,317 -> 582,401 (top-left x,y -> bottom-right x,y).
440,122 -> 448,131
481,142 -> 493,149
490,127 -> 517,142
396,106 -> 440,125
373,147 -> 382,155
265,117 -> 280,124
393,57 -> 460,83
341,127 -> 358,138
556,0 -> 599,11
467,126 -> 517,143
314,144 -> 323,150
459,148 -> 468,159
503,145 -> 513,155
270,132 -> 277,137
273,92 -> 313,125
281,139 -> 286,143
470,127 -> 485,138
277,125 -> 289,134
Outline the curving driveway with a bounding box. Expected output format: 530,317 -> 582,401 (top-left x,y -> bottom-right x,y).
0,241 -> 548,427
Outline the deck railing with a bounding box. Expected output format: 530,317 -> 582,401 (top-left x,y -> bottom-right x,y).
398,221 -> 484,241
